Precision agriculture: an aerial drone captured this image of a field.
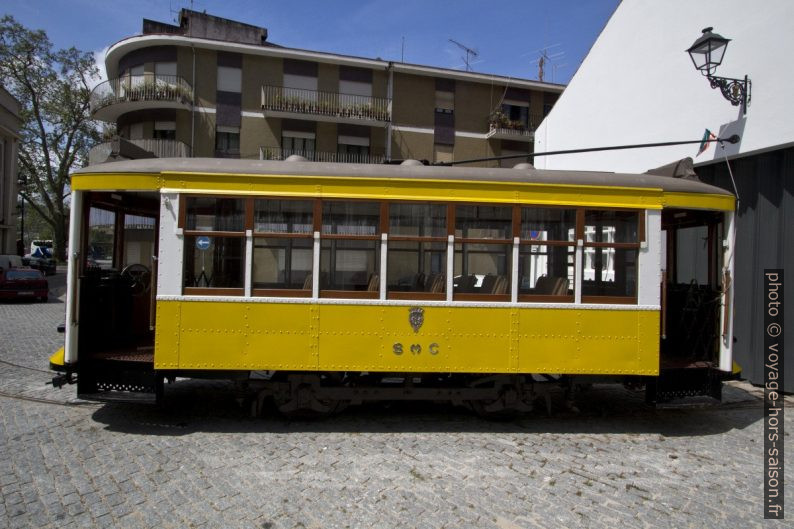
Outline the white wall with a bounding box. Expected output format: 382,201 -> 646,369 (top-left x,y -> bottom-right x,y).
535,0 -> 794,172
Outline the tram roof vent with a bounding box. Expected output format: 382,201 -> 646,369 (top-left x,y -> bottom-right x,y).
400,159 -> 424,167
285,154 -> 309,162
512,162 -> 535,170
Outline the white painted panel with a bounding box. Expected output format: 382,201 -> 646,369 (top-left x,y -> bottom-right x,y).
638,209 -> 661,306
157,192 -> 183,297
536,0 -> 794,171
64,191 -> 83,364
719,211 -> 736,372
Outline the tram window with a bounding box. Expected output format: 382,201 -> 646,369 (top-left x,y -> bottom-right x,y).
581,209 -> 640,302
122,214 -> 156,269
183,196 -> 246,293
584,210 -> 638,243
675,225 -> 708,285
322,201 -> 380,236
320,239 -> 380,293
520,207 -> 575,241
252,199 -> 314,293
252,238 -> 312,290
518,207 -> 576,300
387,203 -> 447,298
389,203 -> 446,237
519,245 -> 573,298
254,199 -> 313,234
86,207 -> 116,270
183,236 -> 245,290
185,197 -> 244,232
455,205 -> 512,239
387,241 -> 447,295
453,243 -> 511,297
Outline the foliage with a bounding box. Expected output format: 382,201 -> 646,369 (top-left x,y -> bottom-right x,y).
0,15 -> 100,260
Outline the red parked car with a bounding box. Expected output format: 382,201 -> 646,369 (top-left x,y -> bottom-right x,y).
0,268 -> 49,302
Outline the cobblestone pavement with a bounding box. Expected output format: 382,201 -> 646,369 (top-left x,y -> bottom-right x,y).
0,280 -> 791,528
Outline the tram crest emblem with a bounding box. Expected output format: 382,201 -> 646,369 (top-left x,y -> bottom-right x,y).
409,307 -> 424,333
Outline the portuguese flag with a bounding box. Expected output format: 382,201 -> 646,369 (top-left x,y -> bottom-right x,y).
697,129 -> 716,156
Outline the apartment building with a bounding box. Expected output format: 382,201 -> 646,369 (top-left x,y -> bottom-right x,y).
89,9 -> 564,167
0,86 -> 21,254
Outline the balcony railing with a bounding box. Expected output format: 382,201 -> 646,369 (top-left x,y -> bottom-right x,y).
261,85 -> 391,123
260,147 -> 384,165
89,75 -> 193,121
486,112 -> 544,141
88,138 -> 191,165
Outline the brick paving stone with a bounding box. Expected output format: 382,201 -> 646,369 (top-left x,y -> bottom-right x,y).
1,287 -> 793,528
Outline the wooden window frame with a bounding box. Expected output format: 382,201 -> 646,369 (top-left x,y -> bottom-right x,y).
181,195 -> 247,295
175,194 -> 648,305
580,207 -> 642,304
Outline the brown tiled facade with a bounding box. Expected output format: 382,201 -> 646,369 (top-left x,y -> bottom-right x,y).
88,9 -> 563,167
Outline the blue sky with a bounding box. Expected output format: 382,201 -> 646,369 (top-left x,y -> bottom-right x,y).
4,0 -> 619,85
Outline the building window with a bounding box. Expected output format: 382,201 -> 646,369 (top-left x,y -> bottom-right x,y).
282,131 -> 316,159
215,126 -> 240,157
518,207 -> 576,301
217,65 -> 242,93
433,144 -> 453,164
153,120 -> 176,140
182,197 -> 245,292
435,90 -> 454,113
155,62 -> 177,88
500,100 -> 530,129
337,134 -> 370,162
129,122 -> 144,140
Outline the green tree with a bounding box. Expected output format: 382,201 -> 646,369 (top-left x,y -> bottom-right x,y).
0,15 -> 99,261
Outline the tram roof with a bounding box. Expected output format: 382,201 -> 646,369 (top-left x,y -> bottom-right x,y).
73,158 -> 733,197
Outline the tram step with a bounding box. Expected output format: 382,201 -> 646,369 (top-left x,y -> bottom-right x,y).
646,367 -> 722,404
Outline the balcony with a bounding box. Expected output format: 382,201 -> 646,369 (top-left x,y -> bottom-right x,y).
261,85 -> 391,126
260,147 -> 384,165
485,112 -> 543,142
90,75 -> 193,122
88,138 -> 191,165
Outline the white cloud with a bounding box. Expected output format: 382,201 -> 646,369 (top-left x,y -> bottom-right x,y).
89,47 -> 109,89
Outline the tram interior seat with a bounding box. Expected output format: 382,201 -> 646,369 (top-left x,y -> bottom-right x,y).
424,274 -> 445,293
367,274 -> 380,291
454,274 -> 508,294
533,275 -> 569,296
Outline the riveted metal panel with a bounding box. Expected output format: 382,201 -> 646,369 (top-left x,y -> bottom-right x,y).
156,300 -> 658,374
517,308 -> 659,374
154,300 -> 181,369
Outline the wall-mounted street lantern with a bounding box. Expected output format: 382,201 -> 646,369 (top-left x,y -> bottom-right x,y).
686,27 -> 751,114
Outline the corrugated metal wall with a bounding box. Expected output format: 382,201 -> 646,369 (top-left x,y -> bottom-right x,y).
697,146 -> 793,392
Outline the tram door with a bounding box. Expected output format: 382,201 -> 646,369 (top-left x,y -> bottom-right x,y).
660,209 -> 727,368
76,192 -> 159,396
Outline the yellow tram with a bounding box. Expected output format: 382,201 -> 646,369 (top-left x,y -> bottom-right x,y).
50,157 -> 736,415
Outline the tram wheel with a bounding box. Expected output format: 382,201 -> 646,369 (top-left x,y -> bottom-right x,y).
467,385 -> 533,421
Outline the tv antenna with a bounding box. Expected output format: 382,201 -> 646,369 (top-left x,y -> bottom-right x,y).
529,45 -> 564,82
449,38 -> 479,72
